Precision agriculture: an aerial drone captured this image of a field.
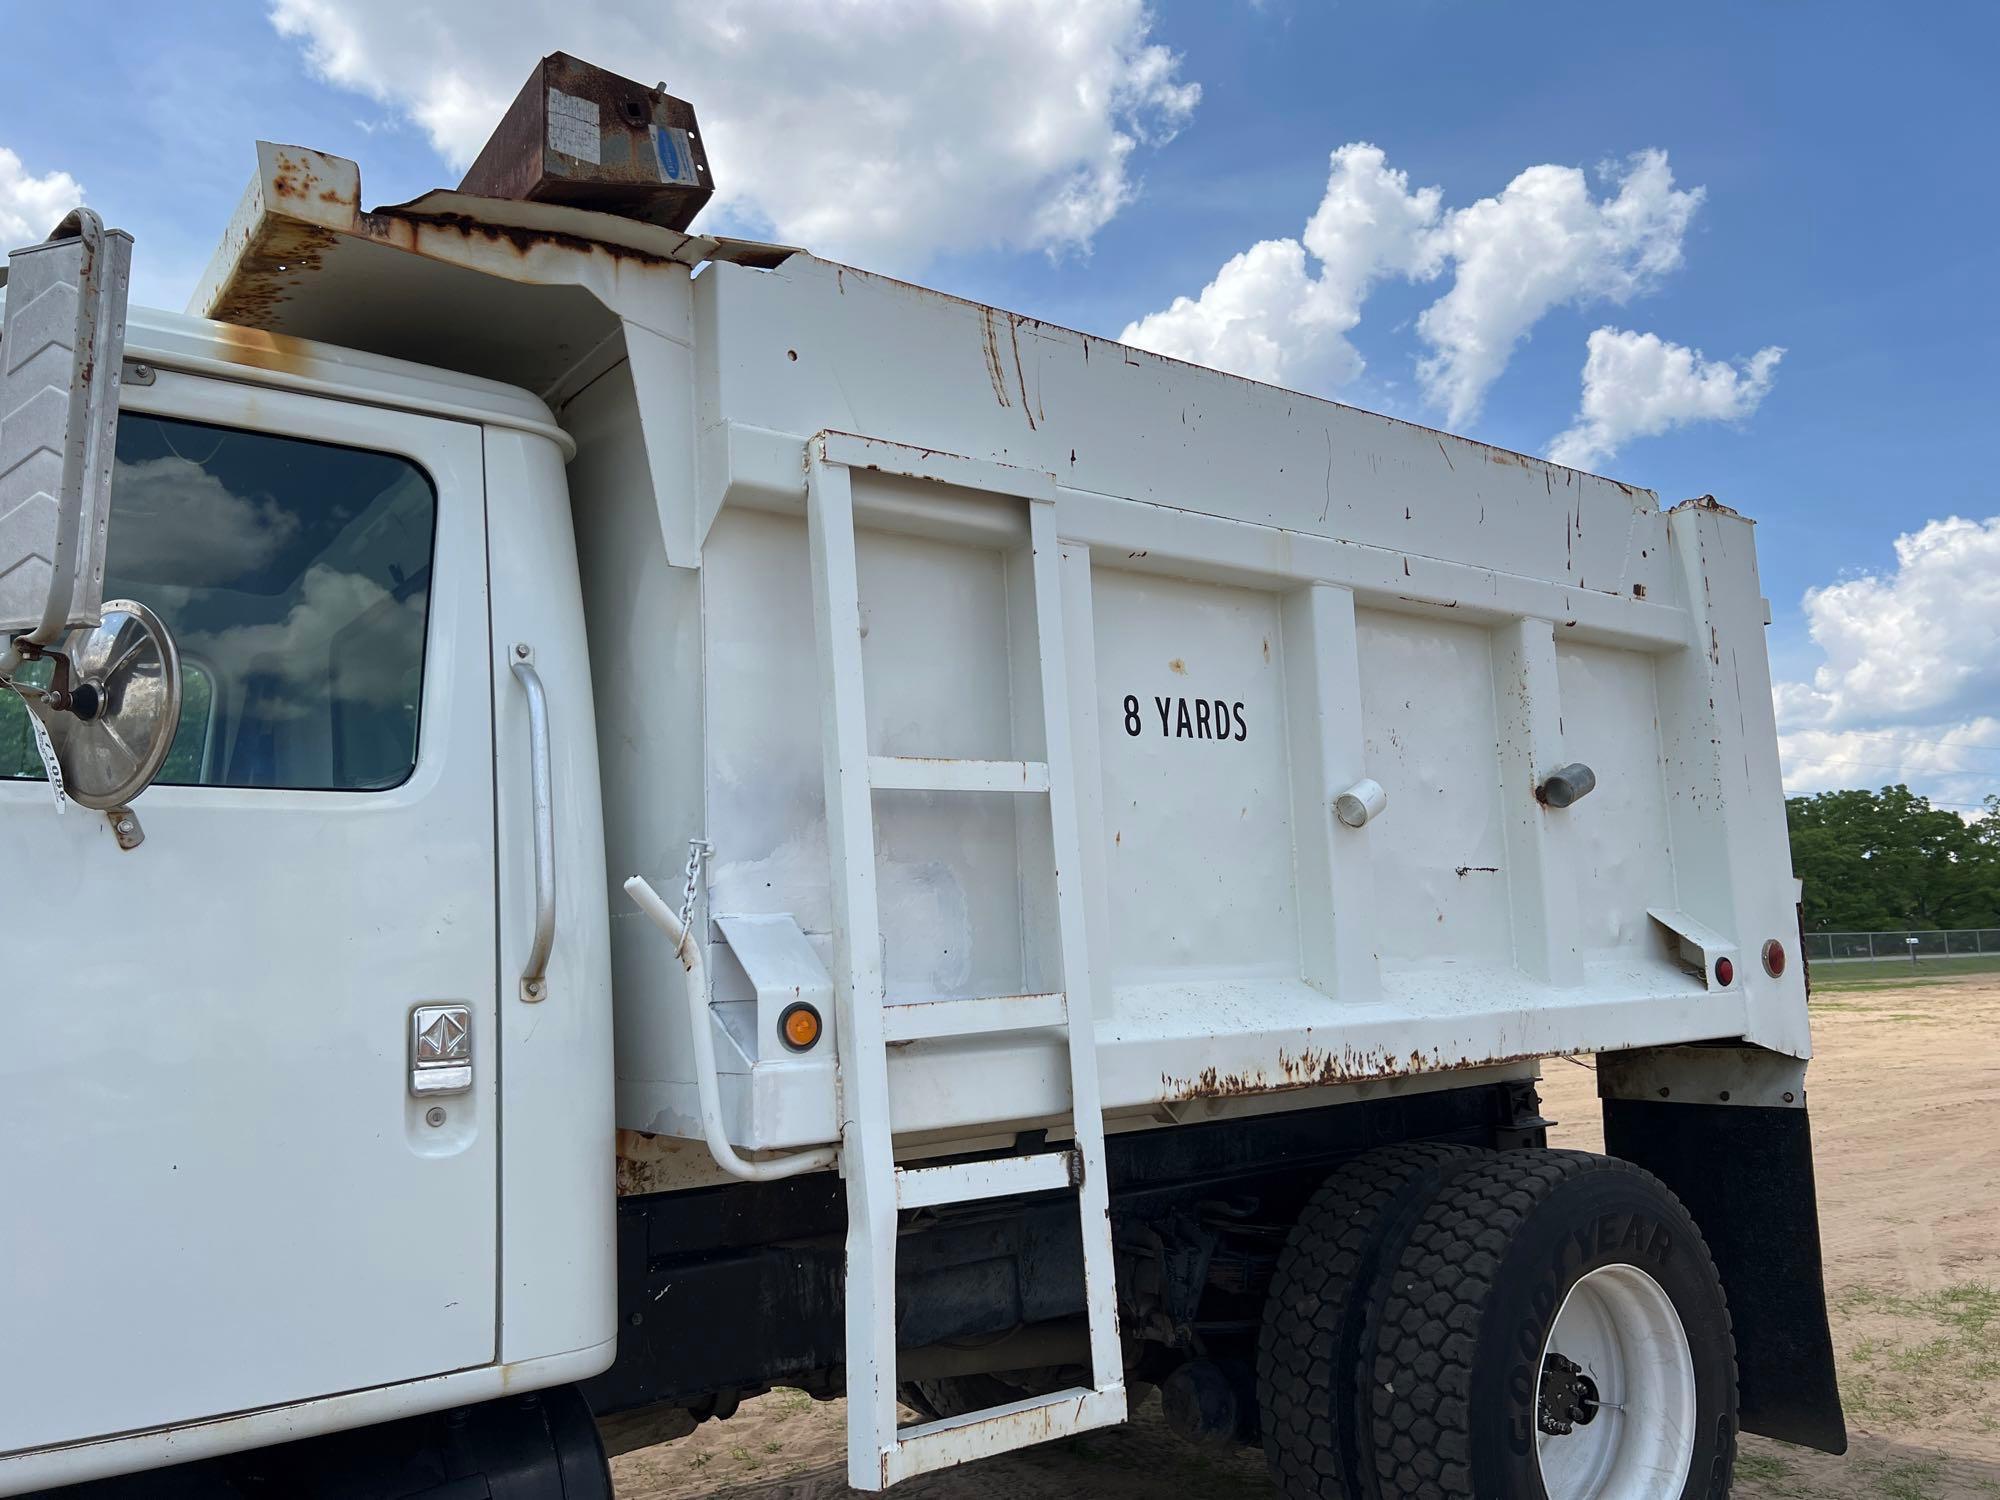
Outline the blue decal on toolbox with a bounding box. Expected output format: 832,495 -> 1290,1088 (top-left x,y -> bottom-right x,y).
653,125 -> 695,186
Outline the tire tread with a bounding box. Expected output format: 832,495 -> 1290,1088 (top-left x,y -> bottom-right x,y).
1367,1149 -> 1736,1500
1258,1142 -> 1486,1499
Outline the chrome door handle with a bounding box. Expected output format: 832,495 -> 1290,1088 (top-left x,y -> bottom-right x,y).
511,646 -> 555,1002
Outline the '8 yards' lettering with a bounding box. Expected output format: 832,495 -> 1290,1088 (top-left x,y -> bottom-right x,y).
1123,694 -> 1248,742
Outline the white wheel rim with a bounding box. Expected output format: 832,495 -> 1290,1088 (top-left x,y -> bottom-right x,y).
1534,1263 -> 1697,1500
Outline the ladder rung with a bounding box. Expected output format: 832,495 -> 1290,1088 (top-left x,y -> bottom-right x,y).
884,1385 -> 1126,1485
896,1149 -> 1078,1210
868,756 -> 1050,794
881,991 -> 1067,1044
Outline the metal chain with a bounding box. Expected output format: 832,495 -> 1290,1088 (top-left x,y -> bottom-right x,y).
679,838 -> 712,936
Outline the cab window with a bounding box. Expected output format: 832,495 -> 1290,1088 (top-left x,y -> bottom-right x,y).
2,414 -> 437,791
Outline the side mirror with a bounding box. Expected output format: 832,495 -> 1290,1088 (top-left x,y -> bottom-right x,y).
2,209 -> 181,823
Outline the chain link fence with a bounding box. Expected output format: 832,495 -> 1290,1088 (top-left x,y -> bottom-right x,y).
1804,928 -> 2000,961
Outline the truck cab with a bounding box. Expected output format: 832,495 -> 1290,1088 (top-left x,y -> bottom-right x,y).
0,294 -> 617,1491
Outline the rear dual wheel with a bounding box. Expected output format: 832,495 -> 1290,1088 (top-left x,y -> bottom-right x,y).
1262,1147 -> 1737,1500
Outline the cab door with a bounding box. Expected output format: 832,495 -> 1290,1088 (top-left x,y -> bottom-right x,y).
0,371 -> 498,1450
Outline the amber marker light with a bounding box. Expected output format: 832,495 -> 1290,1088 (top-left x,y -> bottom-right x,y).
780,1002 -> 823,1052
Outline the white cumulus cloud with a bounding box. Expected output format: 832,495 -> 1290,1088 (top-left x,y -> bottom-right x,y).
1118,145 -> 1704,423
267,0 -> 1198,270
1120,238 -> 1322,386
1119,143 -> 1439,388
105,455 -> 303,586
184,562 -> 427,723
1416,152 -> 1703,426
1776,516 -> 2000,733
1779,718 -> 2000,813
1775,516 -> 2000,811
1546,327 -> 1783,471
0,146 -> 83,247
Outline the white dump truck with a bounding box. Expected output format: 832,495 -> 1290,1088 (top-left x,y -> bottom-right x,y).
1,53 -> 1844,1500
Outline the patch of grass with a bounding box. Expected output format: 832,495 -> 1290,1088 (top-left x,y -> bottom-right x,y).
773,1386 -> 815,1416
1831,1280 -> 2000,1431
1809,953 -> 2000,990
1736,1449 -> 1793,1483
728,1443 -> 761,1469
1919,1280 -> 1999,1337
1841,1368 -> 1921,1427
1876,1457 -> 1946,1500
1885,1334 -> 1958,1373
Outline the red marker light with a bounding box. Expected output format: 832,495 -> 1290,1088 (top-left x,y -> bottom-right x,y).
1762,940 -> 1786,978
1715,956 -> 1735,987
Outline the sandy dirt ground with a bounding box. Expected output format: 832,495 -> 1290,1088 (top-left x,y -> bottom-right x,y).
614,974 -> 2000,1498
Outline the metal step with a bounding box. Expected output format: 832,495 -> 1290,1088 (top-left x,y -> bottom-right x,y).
880,991 -> 1067,1044
867,755 -> 1050,794
884,1387 -> 1126,1486
895,1149 -> 1079,1210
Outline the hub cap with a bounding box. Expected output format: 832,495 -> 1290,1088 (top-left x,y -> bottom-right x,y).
1534,1263 -> 1696,1500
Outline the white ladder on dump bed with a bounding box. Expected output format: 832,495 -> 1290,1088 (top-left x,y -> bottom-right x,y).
804,436 -> 1127,1490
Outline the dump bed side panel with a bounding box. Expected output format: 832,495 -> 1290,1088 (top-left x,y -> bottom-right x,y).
588,256 -> 1808,1148
696,257 -> 1671,601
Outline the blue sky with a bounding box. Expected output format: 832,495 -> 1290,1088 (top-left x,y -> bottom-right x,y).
3,0 -> 1995,811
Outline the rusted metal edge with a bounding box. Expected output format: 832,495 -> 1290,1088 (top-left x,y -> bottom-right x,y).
190,143 -> 800,330
1160,1042 -> 1555,1104
1669,493 -> 1745,518
707,237 -> 802,270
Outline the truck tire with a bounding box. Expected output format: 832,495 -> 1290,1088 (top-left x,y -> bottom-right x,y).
1258,1142 -> 1489,1499
1369,1150 -> 1737,1500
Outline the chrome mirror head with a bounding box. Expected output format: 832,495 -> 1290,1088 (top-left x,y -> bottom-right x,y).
29,598 -> 181,810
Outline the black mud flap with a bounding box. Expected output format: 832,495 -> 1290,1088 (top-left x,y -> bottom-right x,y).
1603,1098 -> 1848,1454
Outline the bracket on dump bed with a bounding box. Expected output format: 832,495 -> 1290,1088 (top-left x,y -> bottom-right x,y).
1596,1043 -> 1806,1109
1646,907 -> 1739,988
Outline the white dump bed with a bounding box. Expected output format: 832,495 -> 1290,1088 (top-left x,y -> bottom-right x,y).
189,152 -> 1808,1161
587,260 -> 1807,1157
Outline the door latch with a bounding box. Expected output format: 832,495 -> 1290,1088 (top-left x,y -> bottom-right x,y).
410,1004 -> 472,1096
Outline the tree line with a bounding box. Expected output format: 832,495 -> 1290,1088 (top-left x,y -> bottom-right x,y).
1788,786 -> 2000,932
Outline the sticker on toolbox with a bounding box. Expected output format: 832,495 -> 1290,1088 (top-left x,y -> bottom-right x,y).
547,88 -> 602,164
652,124 -> 701,186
